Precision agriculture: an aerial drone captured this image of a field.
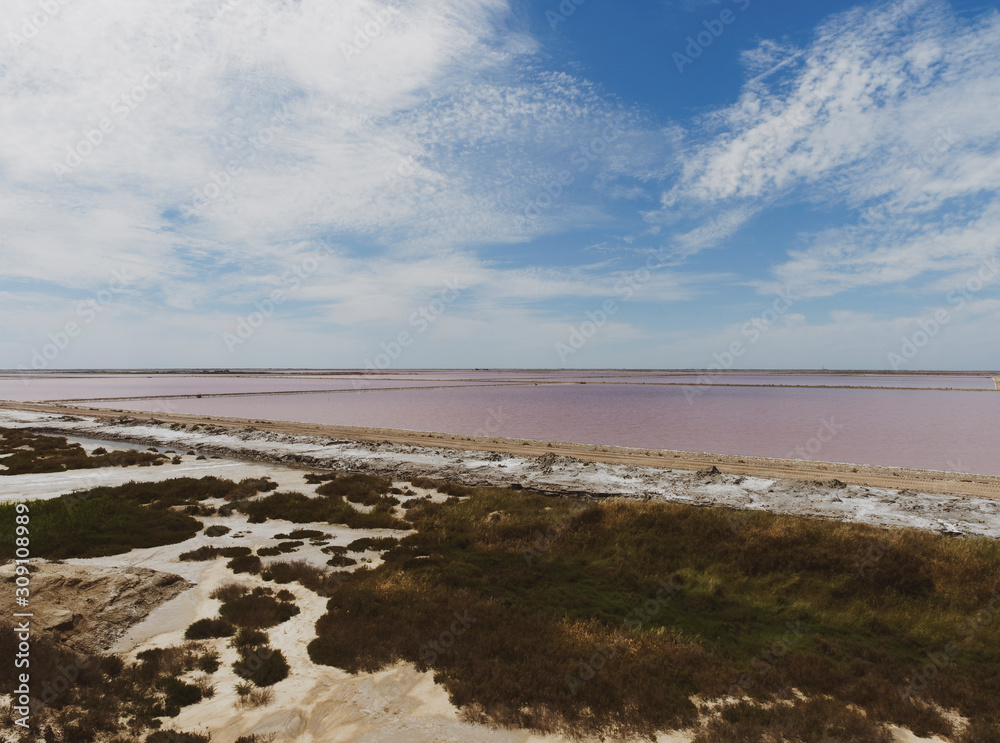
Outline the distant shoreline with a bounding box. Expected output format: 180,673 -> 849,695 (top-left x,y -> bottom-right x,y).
5,400 -> 1000,500
33,380 -> 1000,404
3,367 -> 999,376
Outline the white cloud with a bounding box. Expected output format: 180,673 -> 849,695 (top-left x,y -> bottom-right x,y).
661,0 -> 1000,298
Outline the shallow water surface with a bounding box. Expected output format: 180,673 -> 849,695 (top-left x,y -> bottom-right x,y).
23,371 -> 995,476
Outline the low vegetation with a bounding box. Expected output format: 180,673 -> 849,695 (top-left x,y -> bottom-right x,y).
313,472 -> 393,504
147,732 -> 210,743
0,427 -> 168,475
179,545 -> 252,561
227,554 -> 263,574
0,491 -> 203,560
0,627 -> 221,742
185,617 -> 235,640
279,529 -> 327,539
326,555 -> 357,567
214,585 -> 300,629
407,476 -> 473,496
233,645 -> 290,687
308,485 -> 1000,740
347,536 -> 398,552
232,627 -> 270,649
1,476 -> 265,561
260,560 -> 352,597
235,490 -> 408,529
223,477 -> 279,501
235,685 -> 276,711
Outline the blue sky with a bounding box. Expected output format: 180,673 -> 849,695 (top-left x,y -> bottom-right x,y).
2,0 -> 999,370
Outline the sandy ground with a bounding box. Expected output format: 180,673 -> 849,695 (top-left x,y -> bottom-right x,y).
0,411 -> 968,742
2,444 -> 689,742
0,562 -> 191,654
2,406 -> 999,539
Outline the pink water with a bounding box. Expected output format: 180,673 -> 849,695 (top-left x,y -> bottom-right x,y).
2,371 -> 993,401
27,373 -> 998,476
0,375 -> 505,401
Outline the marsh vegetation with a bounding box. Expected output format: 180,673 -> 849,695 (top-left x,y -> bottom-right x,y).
308,485 -> 1000,740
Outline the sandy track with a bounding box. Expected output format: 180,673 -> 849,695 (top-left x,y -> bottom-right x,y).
4,400 -> 999,500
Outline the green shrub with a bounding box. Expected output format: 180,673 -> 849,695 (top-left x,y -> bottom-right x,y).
407,477 -> 472,496
184,504 -> 216,516
219,592 -> 299,629
235,491 -> 407,530
225,477 -> 279,501
179,545 -> 252,561
326,555 -> 357,567
307,485 -> 1000,740
347,537 -> 398,552
0,427 -> 168,475
260,560 -> 345,595
185,618 -> 235,640
147,731 -> 210,743
692,698 -> 892,743
197,650 -> 221,674
159,677 -> 202,709
210,582 -> 249,602
314,473 -> 392,504
0,496 -> 201,560
227,555 -> 263,574
205,525 -> 231,537
233,646 -> 289,687
232,627 -> 269,649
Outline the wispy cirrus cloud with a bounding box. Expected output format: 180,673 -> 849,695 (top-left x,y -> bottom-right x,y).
3,0 -> 999,370
659,0 -> 1000,299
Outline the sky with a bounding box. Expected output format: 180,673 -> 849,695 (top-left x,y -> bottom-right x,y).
1,0 -> 999,371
